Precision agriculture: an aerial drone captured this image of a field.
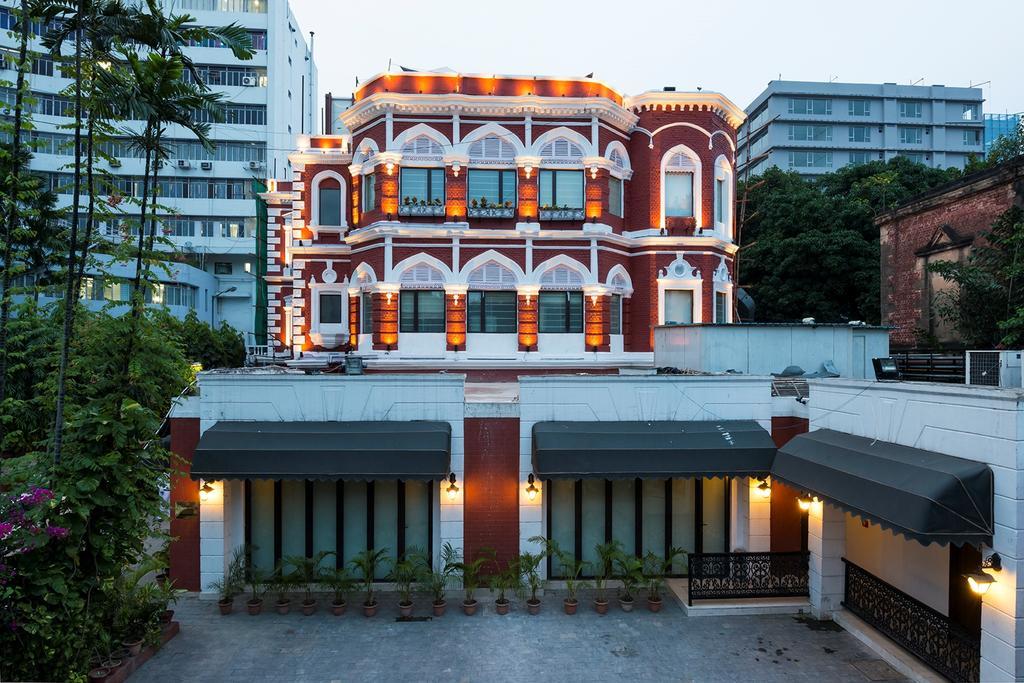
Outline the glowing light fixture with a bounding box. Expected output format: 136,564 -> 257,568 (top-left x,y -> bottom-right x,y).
797,494 -> 815,512
451,162 -> 461,177
966,573 -> 994,595
756,479 -> 771,499
199,481 -> 214,502
524,164 -> 533,179
385,162 -> 394,175
525,474 -> 539,501
590,165 -> 599,179
446,473 -> 460,500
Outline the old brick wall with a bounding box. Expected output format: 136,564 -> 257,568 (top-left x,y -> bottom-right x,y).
169,417 -> 201,592
464,417 -> 520,567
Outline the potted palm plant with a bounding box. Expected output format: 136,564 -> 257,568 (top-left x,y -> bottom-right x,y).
210,546 -> 245,615
454,547 -> 493,616
286,551 -> 331,616
245,566 -> 267,616
614,551 -> 644,612
270,566 -> 294,615
643,547 -> 685,612
429,542 -> 459,617
519,551 -> 545,615
489,556 -> 522,615
350,548 -> 388,617
591,540 -> 622,614
556,552 -> 590,615
388,548 -> 426,618
323,566 -> 354,616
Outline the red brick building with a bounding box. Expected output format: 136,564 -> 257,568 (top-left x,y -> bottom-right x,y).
260,70 -> 745,366
878,156 -> 1024,348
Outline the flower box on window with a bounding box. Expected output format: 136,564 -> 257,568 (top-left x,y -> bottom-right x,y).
539,208 -> 585,221
398,204 -> 446,217
467,206 -> 515,218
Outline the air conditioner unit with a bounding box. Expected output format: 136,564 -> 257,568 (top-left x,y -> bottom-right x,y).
200,161 -> 213,171
248,160 -> 264,170
177,159 -> 190,169
241,76 -> 257,87
966,350 -> 1024,388
109,158 -> 122,168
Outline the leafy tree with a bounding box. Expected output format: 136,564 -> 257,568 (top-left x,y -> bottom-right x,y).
928,207 -> 1024,347
737,157 -> 960,323
964,120 -> 1023,173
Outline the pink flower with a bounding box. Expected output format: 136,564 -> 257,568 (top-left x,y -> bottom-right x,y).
45,525 -> 69,539
0,522 -> 12,539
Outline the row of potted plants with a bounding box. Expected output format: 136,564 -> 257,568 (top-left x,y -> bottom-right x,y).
213,539 -> 685,618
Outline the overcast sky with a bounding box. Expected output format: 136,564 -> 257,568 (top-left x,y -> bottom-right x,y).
288,0 -> 1022,124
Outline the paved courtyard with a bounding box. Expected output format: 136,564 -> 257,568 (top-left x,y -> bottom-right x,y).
140,593 -> 904,682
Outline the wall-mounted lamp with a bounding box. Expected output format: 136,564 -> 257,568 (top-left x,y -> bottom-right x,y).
385,291 -> 393,304
797,494 -> 818,512
199,480 -> 214,502
590,165 -> 599,180
452,292 -> 460,305
451,162 -> 461,177
526,474 -> 539,501
966,572 -> 995,595
524,164 -> 533,179
756,479 -> 771,499
446,473 -> 460,500
385,162 -> 394,175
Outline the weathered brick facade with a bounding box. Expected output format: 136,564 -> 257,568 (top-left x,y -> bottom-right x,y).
878,157 -> 1024,348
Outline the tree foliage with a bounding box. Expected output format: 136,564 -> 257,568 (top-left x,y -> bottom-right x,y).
964,119 -> 1024,173
738,157 -> 961,323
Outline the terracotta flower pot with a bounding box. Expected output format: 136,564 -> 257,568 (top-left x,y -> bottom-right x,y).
594,599 -> 609,615
122,639 -> 143,657
363,601 -> 378,617
111,648 -> 131,663
647,597 -> 663,613
432,600 -> 446,617
275,599 -> 291,615
88,667 -> 111,682
462,599 -> 478,616
619,597 -> 634,612
398,601 -> 414,618
527,599 -> 541,615
218,598 -> 233,615
563,599 -> 578,615
247,599 -> 263,616
302,599 -> 317,616
495,599 -> 510,615
331,600 -> 347,616
160,609 -> 174,624
100,659 -> 121,671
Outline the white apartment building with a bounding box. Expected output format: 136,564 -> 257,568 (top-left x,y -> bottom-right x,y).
0,0 -> 316,339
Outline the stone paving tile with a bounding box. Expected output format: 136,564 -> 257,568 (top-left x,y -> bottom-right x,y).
139,593 -> 896,682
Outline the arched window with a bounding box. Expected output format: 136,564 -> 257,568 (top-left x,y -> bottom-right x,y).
402,135 -> 444,159
539,265 -> 584,287
539,138 -> 584,162
468,135 -> 516,163
399,264 -> 446,287
468,261 -> 518,288
714,155 -> 734,238
609,149 -> 626,168
662,146 -> 702,224
311,171 -> 346,229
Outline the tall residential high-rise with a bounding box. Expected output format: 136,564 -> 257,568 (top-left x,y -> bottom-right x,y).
985,113 -> 1022,154
0,0 -> 316,339
737,81 -> 985,179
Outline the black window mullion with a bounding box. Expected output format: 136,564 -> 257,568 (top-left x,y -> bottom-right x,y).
273,480 -> 282,567
694,479 -> 703,555
244,480 -> 252,577
397,480 -> 406,559
545,479 -> 553,578
304,480 -> 314,558
634,478 -> 643,557
604,479 -> 613,543
664,478 -> 672,565
723,476 -> 731,552
427,481 -> 433,569
574,480 -> 583,565
366,481 -> 374,552
335,481 -> 344,569
564,292 -> 570,333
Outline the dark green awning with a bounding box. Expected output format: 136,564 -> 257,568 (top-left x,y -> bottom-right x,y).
191,421 -> 451,481
773,429 -> 992,546
532,420 -> 776,479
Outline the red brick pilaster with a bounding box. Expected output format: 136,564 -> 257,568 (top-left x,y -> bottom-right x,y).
584,292 -> 611,352
517,290 -> 539,351
169,417 -> 201,592
371,289 -> 399,350
446,289 -> 467,351
348,290 -> 359,350
464,417 -> 521,569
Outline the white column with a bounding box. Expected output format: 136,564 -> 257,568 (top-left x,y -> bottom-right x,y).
199,480 -> 226,596
808,501 -> 845,620
747,477 -> 771,552
730,477 -> 750,551
979,469 -> 1024,681
437,417 -> 464,565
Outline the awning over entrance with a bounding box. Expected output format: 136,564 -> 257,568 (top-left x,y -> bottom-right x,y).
190,421 -> 451,481
532,420 -> 776,479
773,429 -> 993,546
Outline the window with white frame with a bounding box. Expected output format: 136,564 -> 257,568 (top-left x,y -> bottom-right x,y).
899,126 -> 924,144
714,291 -> 729,323
361,173 -> 375,212
788,97 -> 831,115
788,151 -> 832,168
899,100 -> 923,118
788,124 -> 832,142
400,167 -> 444,205
664,152 -> 696,217
401,135 -> 444,158
714,178 -> 724,225
399,290 -> 445,332
609,176 -> 623,217
850,151 -> 872,165
538,291 -> 583,333
360,291 -> 373,334
467,291 -> 517,333
664,290 -> 693,324
539,138 -> 584,162
963,129 -> 981,146
610,293 -> 622,334
848,125 -> 871,143
961,104 -> 979,121
609,149 -> 626,168
399,264 -> 446,287
468,262 -> 517,288
468,169 -> 516,207
539,170 -> 583,209
539,265 -> 584,287
318,182 -> 342,226
848,99 -> 871,116
319,292 -> 343,325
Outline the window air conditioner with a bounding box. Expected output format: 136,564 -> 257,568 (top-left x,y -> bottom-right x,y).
241,76 -> 257,87
248,160 -> 264,170
966,350 -> 1024,388
177,159 -> 190,169
109,158 -> 122,168
200,161 -> 213,171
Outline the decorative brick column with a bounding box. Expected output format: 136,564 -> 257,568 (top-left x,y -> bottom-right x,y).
516,160 -> 540,222
809,500 -> 846,620
444,159 -> 467,221
584,165 -> 605,222
372,285 -> 399,351
379,155 -> 400,220
168,412 -> 201,592
584,289 -> 610,352
517,286 -> 539,352
347,287 -> 360,350
446,285 -> 467,351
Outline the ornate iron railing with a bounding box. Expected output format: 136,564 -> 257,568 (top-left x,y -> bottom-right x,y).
687,551 -> 809,605
398,204 -> 445,217
842,559 -> 980,682
539,208 -> 585,221
467,206 -> 514,218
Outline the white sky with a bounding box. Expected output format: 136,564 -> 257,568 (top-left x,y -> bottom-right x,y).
289,0 -> 1022,125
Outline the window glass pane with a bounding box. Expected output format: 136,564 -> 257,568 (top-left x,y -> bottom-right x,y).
610,294 -> 621,335
664,290 -> 693,324
312,481 -> 336,569
611,479 -> 636,555
429,169 -> 445,203
404,481 -> 429,559
418,290 -> 445,332
468,170 -> 499,205
715,179 -> 724,223
400,291 -> 416,332
641,479 -> 666,557
665,173 -> 693,217
609,177 -> 623,217
550,480 -> 576,578
671,479 -> 696,573
319,186 -> 341,225
281,480 -> 305,560
319,293 -> 343,324
539,170 -> 554,207
701,478 -> 726,553
361,292 -> 373,334
342,482 -> 367,567
555,171 -> 584,209
469,291 -> 517,333
373,481 -> 397,578
715,292 -> 728,323
250,480 -> 275,573
501,171 -> 515,205
401,168 -> 427,204
539,291 -> 567,332
362,174 -> 375,211
581,479 -> 604,568
567,291 -> 583,332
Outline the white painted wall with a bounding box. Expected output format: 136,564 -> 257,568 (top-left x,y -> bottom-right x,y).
654,325 -> 889,378
517,375 -> 773,574
195,373 -> 466,594
808,379 -> 1024,682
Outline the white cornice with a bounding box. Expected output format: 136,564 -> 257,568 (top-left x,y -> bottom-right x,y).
341,92 -> 638,133
625,91 -> 747,129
